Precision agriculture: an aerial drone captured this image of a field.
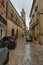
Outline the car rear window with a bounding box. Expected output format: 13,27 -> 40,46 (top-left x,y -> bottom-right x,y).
3,37 -> 11,40
2,37 -> 15,41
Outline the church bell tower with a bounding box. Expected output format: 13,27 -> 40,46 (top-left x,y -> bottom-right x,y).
21,8 -> 26,22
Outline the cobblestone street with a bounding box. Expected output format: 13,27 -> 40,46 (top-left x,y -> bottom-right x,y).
7,38 -> 43,65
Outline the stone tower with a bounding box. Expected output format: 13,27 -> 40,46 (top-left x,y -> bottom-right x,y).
21,8 -> 26,22
21,8 -> 26,35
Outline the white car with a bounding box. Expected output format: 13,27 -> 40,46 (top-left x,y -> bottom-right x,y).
0,43 -> 9,65
26,36 -> 32,42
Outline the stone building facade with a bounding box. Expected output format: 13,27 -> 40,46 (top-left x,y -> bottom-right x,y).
29,0 -> 43,44
0,0 -> 26,39
7,0 -> 26,38
0,0 -> 7,39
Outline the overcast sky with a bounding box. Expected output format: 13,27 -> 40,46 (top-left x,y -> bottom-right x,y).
10,0 -> 33,29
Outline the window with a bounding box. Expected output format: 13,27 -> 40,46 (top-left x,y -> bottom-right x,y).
11,12 -> 13,21
11,29 -> 14,36
0,29 -> 2,40
2,0 -> 4,6
32,14 -> 34,18
35,6 -> 38,12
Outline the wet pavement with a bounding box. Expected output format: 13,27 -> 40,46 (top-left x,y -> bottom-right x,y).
7,38 -> 43,65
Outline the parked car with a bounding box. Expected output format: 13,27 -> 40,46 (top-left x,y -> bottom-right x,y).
0,42 -> 9,65
1,36 -> 16,49
26,36 -> 32,42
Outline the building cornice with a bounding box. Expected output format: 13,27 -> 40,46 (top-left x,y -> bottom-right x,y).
7,17 -> 22,29
9,0 -> 25,24
29,0 -> 36,17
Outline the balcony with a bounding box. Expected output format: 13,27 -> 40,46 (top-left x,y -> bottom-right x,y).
32,11 -> 39,27
30,11 -> 39,28
32,19 -> 39,27
29,18 -> 39,29
0,15 -> 7,26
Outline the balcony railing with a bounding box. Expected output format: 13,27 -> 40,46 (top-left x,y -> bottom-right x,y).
0,15 -> 7,26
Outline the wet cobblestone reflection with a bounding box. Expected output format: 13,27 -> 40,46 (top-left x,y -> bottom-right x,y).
7,39 -> 43,65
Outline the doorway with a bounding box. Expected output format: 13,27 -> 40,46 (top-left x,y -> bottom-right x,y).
0,29 -> 2,40
11,29 -> 14,36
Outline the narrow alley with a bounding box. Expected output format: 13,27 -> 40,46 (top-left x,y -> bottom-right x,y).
7,38 -> 43,65
0,0 -> 43,65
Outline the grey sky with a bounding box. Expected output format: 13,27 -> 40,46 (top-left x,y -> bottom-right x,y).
10,0 -> 33,29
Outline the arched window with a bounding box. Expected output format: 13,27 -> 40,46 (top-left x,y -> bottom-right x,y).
35,6 -> 38,12
0,29 -> 2,40
11,29 -> 14,36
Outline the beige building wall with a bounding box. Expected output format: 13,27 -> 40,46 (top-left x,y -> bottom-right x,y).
0,0 -> 26,39
0,0 -> 7,39
17,26 -> 22,38
0,0 -> 6,19
6,0 -> 26,38
0,23 -> 7,39
7,19 -> 17,36
29,0 -> 43,44
39,14 -> 43,44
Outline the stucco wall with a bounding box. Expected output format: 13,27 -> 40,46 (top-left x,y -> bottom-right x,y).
7,19 -> 17,36
39,14 -> 43,44
0,23 -> 7,39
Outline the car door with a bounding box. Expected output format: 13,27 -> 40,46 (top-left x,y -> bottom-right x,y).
0,43 -> 8,65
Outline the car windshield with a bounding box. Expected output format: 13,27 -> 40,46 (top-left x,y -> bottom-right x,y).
27,36 -> 30,38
